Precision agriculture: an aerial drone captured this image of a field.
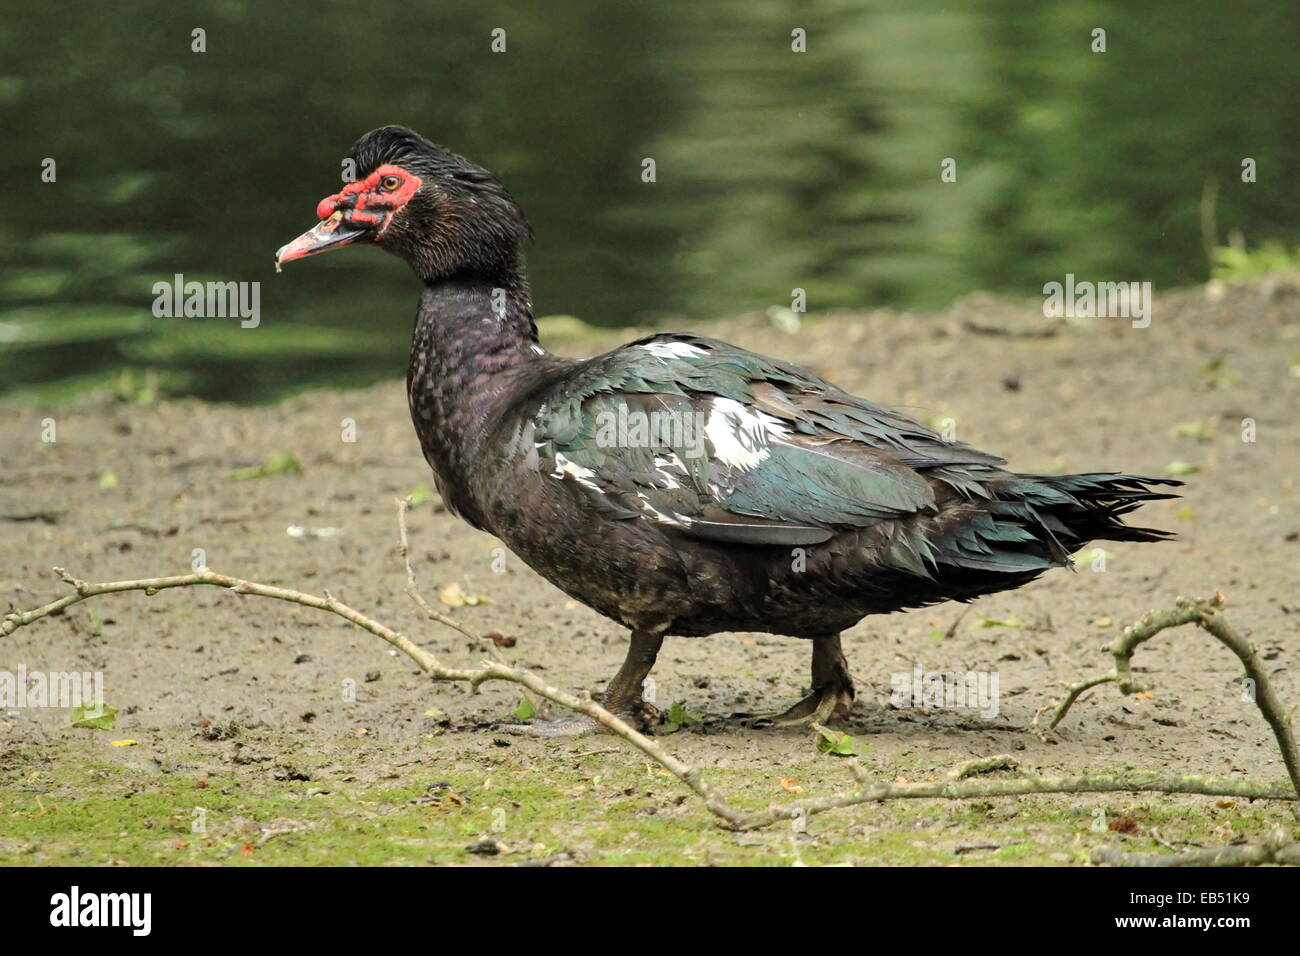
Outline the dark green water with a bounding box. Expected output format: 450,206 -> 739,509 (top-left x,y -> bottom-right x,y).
3,0 -> 1298,401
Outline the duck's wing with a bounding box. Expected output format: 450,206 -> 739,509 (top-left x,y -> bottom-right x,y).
524,332 -> 1007,547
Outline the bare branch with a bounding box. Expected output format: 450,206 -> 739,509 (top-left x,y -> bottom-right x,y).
1044,593 -> 1300,819
0,541 -> 741,827
1094,830 -> 1300,867
726,766 -> 1295,832
950,754 -> 1020,780
394,495 -> 541,712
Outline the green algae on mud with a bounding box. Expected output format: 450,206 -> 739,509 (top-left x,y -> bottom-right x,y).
2,742 -> 1293,867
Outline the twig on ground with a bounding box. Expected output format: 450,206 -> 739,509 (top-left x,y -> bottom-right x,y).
949,754 -> 1019,780
960,319 -> 1058,339
256,818 -> 312,848
1093,830 -> 1300,867
1149,827 -> 1179,853
394,496 -> 541,714
955,840 -> 1025,855
726,767 -> 1294,832
1043,593 -> 1300,820
944,605 -> 972,639
0,517 -> 742,827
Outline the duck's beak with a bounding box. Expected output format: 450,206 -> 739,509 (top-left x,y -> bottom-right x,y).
275,211 -> 371,268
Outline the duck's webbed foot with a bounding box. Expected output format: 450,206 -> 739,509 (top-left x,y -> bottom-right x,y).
507,629 -> 664,737
772,633 -> 855,727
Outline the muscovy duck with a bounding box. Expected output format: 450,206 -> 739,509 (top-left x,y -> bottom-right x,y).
276,126 -> 1180,734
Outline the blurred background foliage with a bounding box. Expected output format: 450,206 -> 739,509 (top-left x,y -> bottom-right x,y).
2,0 -> 1298,402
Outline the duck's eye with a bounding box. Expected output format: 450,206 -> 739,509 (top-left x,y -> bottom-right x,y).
380,175 -> 402,191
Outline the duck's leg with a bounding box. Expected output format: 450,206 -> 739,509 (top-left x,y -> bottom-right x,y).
511,629 -> 664,737
772,633 -> 856,726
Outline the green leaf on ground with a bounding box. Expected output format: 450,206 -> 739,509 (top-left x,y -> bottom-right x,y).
231,451 -> 302,481
1171,420 -> 1215,441
660,700 -> 701,734
71,702 -> 118,730
813,723 -> 860,757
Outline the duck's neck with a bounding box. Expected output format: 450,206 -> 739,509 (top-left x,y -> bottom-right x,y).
406,273 -> 545,526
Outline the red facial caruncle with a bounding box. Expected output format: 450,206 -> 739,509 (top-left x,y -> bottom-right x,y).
275,164 -> 423,267
314,164 -> 423,227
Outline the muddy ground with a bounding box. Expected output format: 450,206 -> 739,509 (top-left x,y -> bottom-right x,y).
1,279 -> 1297,865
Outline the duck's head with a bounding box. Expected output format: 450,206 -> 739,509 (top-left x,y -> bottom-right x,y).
275,126 -> 531,283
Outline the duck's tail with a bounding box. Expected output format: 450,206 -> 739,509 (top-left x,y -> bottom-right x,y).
994,472 -> 1183,564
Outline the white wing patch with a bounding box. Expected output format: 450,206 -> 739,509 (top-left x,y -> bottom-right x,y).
543,447 -> 696,530
704,397 -> 789,471
535,376 -> 800,536
549,452 -> 601,492
652,452 -> 688,490
635,495 -> 691,528
640,341 -> 707,360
